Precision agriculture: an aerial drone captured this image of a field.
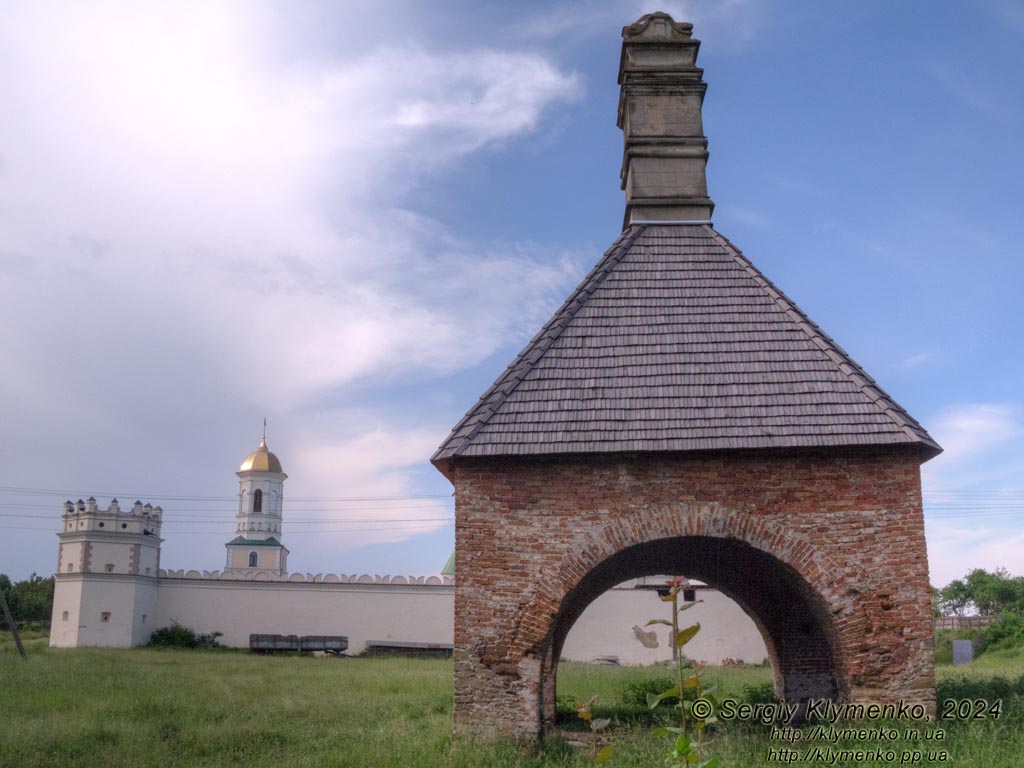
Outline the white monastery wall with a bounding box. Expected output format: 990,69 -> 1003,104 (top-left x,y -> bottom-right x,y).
154,578 -> 454,652
562,585 -> 768,666
52,569 -> 767,663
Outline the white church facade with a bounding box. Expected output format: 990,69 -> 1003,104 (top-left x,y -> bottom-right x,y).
49,435 -> 766,665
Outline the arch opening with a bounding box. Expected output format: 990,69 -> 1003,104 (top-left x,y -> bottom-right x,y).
542,535 -> 845,732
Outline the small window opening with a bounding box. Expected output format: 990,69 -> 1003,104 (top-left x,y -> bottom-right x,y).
62,610 -> 69,621
253,489 -> 263,514
100,612 -> 111,623
98,522 -> 104,528
248,551 -> 258,568
121,523 -> 127,529
105,563 -> 114,573
66,563 -> 73,573
142,614 -> 147,624
683,589 -> 696,602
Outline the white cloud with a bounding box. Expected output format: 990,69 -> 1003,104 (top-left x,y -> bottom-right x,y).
923,404 -> 1020,483
926,520 -> 1024,587
290,422 -> 453,552
0,1 -> 586,565
900,352 -> 934,370
920,59 -> 1010,122
716,204 -> 772,230
922,403 -> 1024,586
511,0 -> 770,51
0,4 -> 583,402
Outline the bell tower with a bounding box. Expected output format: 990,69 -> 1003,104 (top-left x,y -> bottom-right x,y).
225,424 -> 288,577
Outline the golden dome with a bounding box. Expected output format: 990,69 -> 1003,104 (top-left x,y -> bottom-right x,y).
239,438 -> 284,474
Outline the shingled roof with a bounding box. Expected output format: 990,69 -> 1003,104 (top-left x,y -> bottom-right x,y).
432,223 -> 940,463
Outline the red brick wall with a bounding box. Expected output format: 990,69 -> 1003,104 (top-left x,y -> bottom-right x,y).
449,447 -> 934,738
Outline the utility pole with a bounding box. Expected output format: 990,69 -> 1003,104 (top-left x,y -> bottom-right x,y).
0,585 -> 28,660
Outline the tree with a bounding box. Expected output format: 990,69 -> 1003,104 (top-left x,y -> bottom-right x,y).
0,573 -> 55,627
938,568 -> 1024,617
938,578 -> 972,616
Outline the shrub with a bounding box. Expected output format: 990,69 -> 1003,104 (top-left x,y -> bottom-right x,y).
741,681 -> 777,704
620,676 -> 683,709
937,674 -> 1024,727
148,623 -> 222,649
934,627 -> 988,664
985,612 -> 1024,652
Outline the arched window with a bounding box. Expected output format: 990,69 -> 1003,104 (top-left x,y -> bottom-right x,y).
253,489 -> 263,514
248,551 -> 258,568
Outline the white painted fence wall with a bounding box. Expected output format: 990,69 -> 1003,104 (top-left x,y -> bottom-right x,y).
561,585 -> 768,666
154,578 -> 454,652
52,573 -> 767,665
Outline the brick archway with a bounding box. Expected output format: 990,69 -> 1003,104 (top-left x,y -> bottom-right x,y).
532,501 -> 849,654
444,452 -> 935,740
537,512 -> 852,732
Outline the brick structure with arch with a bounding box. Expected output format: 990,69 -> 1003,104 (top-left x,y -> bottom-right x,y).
433,13 -> 939,740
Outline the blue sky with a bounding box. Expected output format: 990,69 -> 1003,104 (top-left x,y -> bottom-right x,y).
1,0 -> 1022,588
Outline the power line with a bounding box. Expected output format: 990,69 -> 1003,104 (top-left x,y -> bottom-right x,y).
0,485 -> 452,502
0,502 -> 452,513
0,514 -> 456,528
0,521 -> 453,534
5,484 -> 1021,501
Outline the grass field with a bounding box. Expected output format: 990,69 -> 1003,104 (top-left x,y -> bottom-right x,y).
3,633 -> 1023,767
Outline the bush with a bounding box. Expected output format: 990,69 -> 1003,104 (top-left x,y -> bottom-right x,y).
147,623 -> 222,649
618,674 -> 700,710
985,612 -> 1024,652
938,674 -> 1024,727
934,627 -> 988,664
935,614 -> 1024,664
741,682 -> 777,704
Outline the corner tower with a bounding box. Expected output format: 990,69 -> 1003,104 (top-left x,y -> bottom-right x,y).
50,498 -> 163,647
225,429 -> 289,577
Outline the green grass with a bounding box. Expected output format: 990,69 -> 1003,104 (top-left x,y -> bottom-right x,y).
3,636 -> 1024,767
556,661 -> 772,726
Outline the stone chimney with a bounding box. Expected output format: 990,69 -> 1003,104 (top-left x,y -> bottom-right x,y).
618,12 -> 714,226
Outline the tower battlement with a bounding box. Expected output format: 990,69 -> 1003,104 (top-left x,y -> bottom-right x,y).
61,497 -> 163,537
57,496 -> 164,580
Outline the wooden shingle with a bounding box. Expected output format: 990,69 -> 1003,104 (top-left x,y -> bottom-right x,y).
432,224 -> 940,462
